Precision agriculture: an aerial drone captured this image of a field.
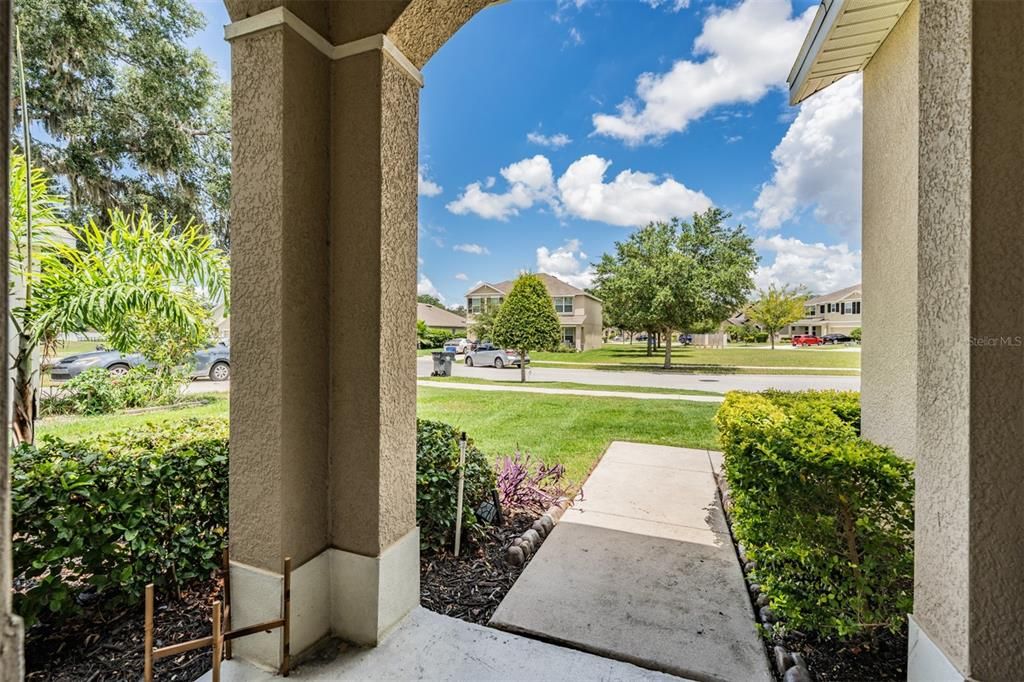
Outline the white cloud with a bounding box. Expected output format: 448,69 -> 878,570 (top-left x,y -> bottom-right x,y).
725,135 -> 742,144
642,0 -> 690,12
536,239 -> 596,289
449,153 -> 711,227
567,27 -> 583,47
754,235 -> 861,293
528,131 -> 573,148
454,273 -> 468,281
453,243 -> 491,255
592,0 -> 815,145
557,154 -> 712,226
754,75 -> 863,236
417,165 -> 443,197
446,155 -> 556,221
417,275 -> 445,303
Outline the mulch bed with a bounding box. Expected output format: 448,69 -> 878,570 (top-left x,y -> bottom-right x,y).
24,576 -> 222,682
771,627 -> 908,682
420,512 -> 536,625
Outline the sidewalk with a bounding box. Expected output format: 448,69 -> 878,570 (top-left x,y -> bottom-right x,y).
416,380 -> 725,403
490,442 -> 770,681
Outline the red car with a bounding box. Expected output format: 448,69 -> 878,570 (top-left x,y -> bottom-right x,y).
792,335 -> 824,347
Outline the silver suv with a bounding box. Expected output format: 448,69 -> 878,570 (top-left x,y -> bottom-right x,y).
464,343 -> 527,369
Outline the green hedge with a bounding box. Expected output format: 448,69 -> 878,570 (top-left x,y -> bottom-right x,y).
715,391 -> 913,639
41,366 -> 188,416
12,419 -> 229,625
416,419 -> 496,551
13,417 -> 496,624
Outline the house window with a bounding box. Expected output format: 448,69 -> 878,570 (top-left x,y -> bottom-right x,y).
819,304 -> 826,314
851,301 -> 861,314
562,327 -> 576,347
553,296 -> 574,314
468,297 -> 484,314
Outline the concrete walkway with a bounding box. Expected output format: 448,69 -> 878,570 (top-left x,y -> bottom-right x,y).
201,607 -> 684,681
417,380 -> 725,403
490,442 -> 770,682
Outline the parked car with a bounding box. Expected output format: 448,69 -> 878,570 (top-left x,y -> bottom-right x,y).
677,334 -> 693,345
443,338 -> 471,354
464,343 -> 528,368
791,335 -> 824,347
822,333 -> 853,344
50,342 -> 231,381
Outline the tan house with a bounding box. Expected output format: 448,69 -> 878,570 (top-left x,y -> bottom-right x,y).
784,283 -> 862,337
416,302 -> 465,335
464,273 -> 602,351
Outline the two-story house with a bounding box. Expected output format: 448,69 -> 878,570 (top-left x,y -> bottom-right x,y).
465,273 -> 603,351
785,283 -> 862,338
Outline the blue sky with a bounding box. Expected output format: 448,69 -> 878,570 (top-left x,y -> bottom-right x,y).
191,0 -> 863,304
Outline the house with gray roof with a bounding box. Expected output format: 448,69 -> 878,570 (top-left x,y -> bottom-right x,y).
785,283 -> 862,338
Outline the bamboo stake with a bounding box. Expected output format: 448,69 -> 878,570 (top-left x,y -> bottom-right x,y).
211,601 -> 222,682
454,433 -> 467,556
144,584 -> 154,682
282,557 -> 291,677
222,548 -> 232,660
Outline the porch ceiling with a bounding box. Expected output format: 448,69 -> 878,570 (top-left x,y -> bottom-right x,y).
788,0 -> 913,104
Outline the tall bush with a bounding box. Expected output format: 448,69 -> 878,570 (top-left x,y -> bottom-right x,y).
416,419 -> 496,551
715,391 -> 913,639
11,419 -> 229,625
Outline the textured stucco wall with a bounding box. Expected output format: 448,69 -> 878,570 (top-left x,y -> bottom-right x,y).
916,0 -> 972,672
229,24 -> 330,571
862,1 -> 918,460
580,297 -> 604,351
329,51 -> 419,557
966,1 -> 1024,677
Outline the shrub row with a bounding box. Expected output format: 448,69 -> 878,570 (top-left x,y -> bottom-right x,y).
41,366 -> 188,416
12,419 -> 229,625
13,417 -> 499,623
715,390 -> 913,639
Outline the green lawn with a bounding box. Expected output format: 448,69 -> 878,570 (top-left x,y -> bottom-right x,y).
416,386 -> 719,481
36,395 -> 229,441
530,343 -> 860,370
420,375 -> 723,397
52,339 -> 106,358
35,387 -> 721,484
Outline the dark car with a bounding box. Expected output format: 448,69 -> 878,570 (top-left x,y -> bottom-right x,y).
50,342 -> 231,382
677,334 -> 693,345
822,333 -> 853,344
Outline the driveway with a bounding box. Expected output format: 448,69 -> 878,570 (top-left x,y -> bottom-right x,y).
416,355 -> 860,393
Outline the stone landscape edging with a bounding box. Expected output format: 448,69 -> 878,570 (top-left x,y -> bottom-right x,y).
504,496 -> 573,567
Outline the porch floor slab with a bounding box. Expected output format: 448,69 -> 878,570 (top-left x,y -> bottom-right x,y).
200,607 -> 683,681
489,442 -> 771,682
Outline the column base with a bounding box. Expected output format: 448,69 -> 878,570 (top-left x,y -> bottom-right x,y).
229,528 -> 420,669
908,615 -> 965,682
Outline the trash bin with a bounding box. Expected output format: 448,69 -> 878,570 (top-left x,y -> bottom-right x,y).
431,351 -> 455,377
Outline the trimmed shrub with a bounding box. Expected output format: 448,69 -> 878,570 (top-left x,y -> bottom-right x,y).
715,391 -> 913,639
12,419 -> 229,625
41,365 -> 188,416
416,420 -> 497,551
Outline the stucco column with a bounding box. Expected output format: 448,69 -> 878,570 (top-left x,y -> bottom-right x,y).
0,2 -> 21,679
227,14 -> 332,667
913,1 -> 1024,679
325,45 -> 421,645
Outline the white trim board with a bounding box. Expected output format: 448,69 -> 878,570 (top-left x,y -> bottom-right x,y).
224,7 -> 424,87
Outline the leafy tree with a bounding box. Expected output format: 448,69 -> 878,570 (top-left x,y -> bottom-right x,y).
851,327 -> 862,343
492,274 -> 561,383
8,152 -> 65,444
30,209 -> 229,354
748,284 -> 809,349
417,293 -> 444,307
13,0 -> 231,244
469,303 -> 501,343
594,208 -> 758,369
447,303 -> 468,318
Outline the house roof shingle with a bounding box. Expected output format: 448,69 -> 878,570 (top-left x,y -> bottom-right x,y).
417,303 -> 466,329
806,283 -> 862,305
466,273 -> 600,301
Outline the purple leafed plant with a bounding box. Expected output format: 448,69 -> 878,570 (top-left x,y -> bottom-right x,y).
495,450 -> 570,513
